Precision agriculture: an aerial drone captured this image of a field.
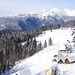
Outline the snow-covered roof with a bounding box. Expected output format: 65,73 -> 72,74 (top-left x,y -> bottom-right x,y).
58,51 -> 75,63
57,64 -> 75,75
66,53 -> 75,62
58,51 -> 67,62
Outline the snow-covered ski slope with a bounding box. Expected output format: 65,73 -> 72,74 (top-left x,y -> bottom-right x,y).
9,28 -> 74,75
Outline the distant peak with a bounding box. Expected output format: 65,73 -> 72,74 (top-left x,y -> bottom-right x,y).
50,8 -> 60,13
41,9 -> 47,12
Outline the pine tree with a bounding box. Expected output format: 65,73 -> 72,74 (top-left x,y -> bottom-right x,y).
33,38 -> 37,49
38,41 -> 42,51
49,37 -> 52,46
44,40 -> 47,48
0,50 -> 3,64
39,41 -> 42,50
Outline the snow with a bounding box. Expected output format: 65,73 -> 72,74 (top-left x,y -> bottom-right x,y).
8,28 -> 75,75
10,45 -> 59,75
36,28 -> 72,46
37,8 -> 75,22
71,46 -> 75,52
57,64 -> 75,75
59,45 -> 66,50
58,51 -> 67,62
67,53 -> 75,62
58,52 -> 75,63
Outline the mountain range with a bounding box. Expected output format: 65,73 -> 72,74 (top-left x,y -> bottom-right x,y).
0,8 -> 75,30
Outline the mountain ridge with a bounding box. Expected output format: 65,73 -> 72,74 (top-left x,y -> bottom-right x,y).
0,8 -> 75,30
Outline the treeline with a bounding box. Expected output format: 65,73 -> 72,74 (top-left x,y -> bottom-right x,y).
0,24 -> 59,74
61,20 -> 75,28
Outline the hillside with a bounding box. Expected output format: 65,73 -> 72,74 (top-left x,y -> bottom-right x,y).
6,28 -> 75,75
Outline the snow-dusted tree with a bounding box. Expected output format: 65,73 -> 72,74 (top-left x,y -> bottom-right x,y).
49,37 -> 52,46
44,40 -> 47,48
33,38 -> 37,49
38,41 -> 42,51
39,41 -> 42,50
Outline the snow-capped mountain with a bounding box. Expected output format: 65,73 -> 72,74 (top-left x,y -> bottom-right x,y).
38,8 -> 75,18
0,8 -> 75,30
37,8 -> 75,22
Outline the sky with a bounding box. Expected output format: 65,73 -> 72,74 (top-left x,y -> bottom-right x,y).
0,0 -> 75,16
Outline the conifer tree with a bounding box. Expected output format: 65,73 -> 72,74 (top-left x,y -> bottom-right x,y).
44,40 -> 47,48
49,37 -> 52,46
39,41 -> 42,50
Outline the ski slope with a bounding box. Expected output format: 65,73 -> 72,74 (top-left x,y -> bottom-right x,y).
8,28 -> 74,75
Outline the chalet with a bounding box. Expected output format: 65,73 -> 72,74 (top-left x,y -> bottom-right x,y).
57,63 -> 75,75
58,51 -> 75,64
65,53 -> 75,64
58,59 -> 63,64
46,69 -> 52,75
52,58 -> 57,63
53,55 -> 58,58
64,58 -> 70,64
58,51 -> 67,64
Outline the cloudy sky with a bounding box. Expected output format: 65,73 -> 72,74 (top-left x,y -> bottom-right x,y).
0,0 -> 74,16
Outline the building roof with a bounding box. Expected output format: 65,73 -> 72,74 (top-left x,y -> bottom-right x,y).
66,53 -> 75,62
58,51 -> 75,63
57,64 -> 75,75
58,51 -> 67,62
